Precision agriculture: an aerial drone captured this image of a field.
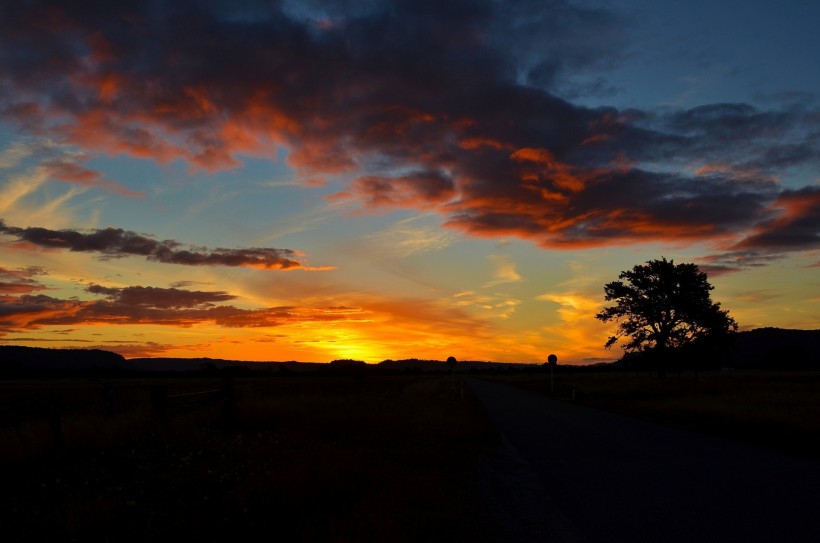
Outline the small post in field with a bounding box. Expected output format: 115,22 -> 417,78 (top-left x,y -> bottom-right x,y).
547,354 -> 558,395
446,356 -> 458,398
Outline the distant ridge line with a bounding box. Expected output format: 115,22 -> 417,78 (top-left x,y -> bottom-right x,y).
2,327 -> 819,373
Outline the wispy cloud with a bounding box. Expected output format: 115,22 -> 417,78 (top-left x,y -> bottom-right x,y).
697,185 -> 820,273
0,265 -> 47,294
365,216 -> 455,258
0,137 -> 42,169
535,289 -> 610,358
483,254 -> 523,287
730,290 -> 783,304
1,138 -> 143,197
0,170 -> 50,217
40,156 -> 144,198
451,289 -> 522,320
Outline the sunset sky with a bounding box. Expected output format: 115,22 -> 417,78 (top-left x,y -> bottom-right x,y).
1,0 -> 818,364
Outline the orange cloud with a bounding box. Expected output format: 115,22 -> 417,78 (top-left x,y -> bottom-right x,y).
0,266 -> 48,294
511,147 -> 589,192
0,283 -> 366,334
732,186 -> 820,252
348,171 -> 456,209
457,137 -> 512,150
41,157 -> 145,198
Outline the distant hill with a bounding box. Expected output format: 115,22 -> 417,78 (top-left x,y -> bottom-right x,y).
3,328 -> 818,374
0,346 -> 126,374
377,358 -> 454,371
126,357 -> 320,372
610,328 -> 820,371
0,347 -> 321,375
730,328 -> 820,370
0,348 -> 538,375
376,358 -> 535,371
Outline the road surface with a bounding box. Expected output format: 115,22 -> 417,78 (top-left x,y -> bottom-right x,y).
469,378 -> 820,543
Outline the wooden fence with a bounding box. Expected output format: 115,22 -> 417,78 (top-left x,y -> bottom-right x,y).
150,377 -> 235,423
0,377 -> 237,451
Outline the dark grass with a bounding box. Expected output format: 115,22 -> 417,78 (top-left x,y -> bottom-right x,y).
484,370 -> 820,460
0,375 -> 502,542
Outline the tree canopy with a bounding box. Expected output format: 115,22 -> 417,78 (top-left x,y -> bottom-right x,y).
595,258 -> 737,355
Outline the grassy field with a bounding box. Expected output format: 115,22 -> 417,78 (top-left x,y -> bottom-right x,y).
7,369 -> 818,540
0,375 -> 503,542
485,369 -> 820,459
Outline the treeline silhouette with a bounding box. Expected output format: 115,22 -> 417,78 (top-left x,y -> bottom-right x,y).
2,327 -> 819,378
0,347 -> 545,378
612,327 -> 820,373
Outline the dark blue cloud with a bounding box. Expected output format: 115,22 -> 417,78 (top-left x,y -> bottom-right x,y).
0,0 -> 817,267
0,220 -> 307,269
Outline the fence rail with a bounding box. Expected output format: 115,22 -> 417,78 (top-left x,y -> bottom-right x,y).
1,377 -> 237,450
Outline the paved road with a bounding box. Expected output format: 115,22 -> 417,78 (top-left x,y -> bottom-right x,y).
470,378 -> 820,543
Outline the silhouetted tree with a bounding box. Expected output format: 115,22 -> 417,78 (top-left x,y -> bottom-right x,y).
595,258 -> 737,374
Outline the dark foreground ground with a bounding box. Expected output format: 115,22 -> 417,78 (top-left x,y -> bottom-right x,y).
470,377 -> 820,543
0,375 -> 511,542
3,371 -> 820,542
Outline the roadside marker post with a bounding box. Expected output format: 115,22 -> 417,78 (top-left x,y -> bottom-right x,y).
446,356 -> 458,398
